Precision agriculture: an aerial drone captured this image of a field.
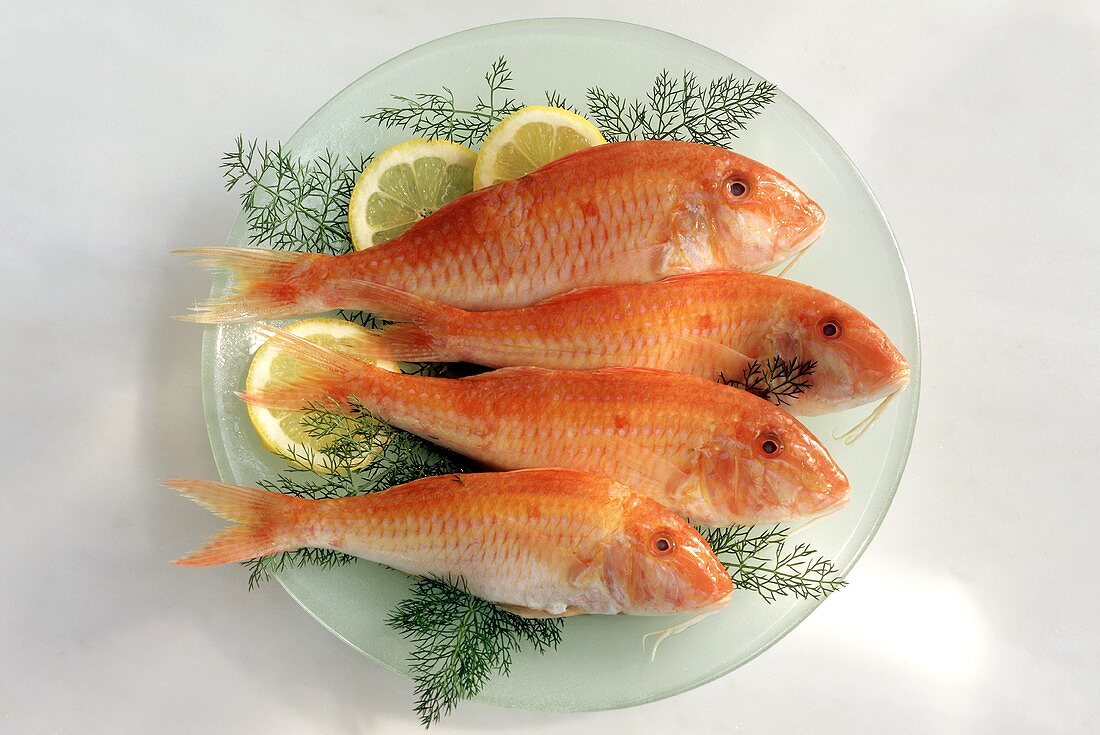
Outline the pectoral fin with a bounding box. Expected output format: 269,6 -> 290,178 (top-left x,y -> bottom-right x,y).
678,335 -> 756,382
497,603 -> 587,619
591,434 -> 692,495
599,243 -> 673,284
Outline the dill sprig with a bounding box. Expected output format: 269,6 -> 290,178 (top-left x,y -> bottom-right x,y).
720,355 -> 817,406
701,525 -> 846,603
587,70 -> 777,145
365,56 -> 520,146
221,136 -> 368,254
243,399 -> 464,589
364,58 -> 775,148
389,576 -> 564,728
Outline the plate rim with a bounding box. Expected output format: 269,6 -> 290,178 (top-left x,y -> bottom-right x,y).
199,16 -> 922,712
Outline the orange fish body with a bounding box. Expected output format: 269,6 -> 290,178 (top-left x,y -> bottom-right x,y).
184,141 -> 825,322
168,469 -> 733,617
242,326 -> 849,526
339,271 -> 910,415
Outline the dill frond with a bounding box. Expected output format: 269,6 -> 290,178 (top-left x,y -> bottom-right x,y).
221,136 -> 369,254
364,56 -> 520,146
542,90 -> 579,113
720,355 -> 817,406
587,70 -> 777,145
701,525 -> 846,603
388,576 -> 564,727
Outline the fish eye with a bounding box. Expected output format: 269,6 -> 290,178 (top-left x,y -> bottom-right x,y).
820,318 -> 842,340
651,532 -> 676,555
756,431 -> 784,458
726,176 -> 750,199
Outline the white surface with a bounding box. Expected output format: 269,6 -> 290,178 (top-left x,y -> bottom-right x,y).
1,1 -> 1097,732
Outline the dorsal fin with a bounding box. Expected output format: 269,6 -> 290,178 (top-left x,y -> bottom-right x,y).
459,365 -> 558,382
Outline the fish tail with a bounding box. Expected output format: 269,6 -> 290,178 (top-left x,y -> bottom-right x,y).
349,324 -> 451,362
328,279 -> 461,362
176,247 -> 328,323
166,480 -> 307,565
236,323 -> 386,410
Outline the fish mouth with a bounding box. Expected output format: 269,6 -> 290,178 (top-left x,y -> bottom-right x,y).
774,219 -> 827,276
889,367 -> 912,390
705,589 -> 734,611
791,217 -> 827,255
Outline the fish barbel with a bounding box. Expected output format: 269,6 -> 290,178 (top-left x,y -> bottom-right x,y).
326,271 -> 910,415
238,325 -> 850,527
181,140 -> 825,322
168,469 -> 733,617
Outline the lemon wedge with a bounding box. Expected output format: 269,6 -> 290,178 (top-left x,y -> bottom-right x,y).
348,139 -> 476,251
472,106 -> 607,189
246,318 -> 399,472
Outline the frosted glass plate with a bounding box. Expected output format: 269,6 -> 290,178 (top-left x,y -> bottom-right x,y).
202,18 -> 920,713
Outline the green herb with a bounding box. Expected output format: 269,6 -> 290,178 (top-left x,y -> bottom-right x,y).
221,136 -> 367,255
720,355 -> 817,406
365,56 -> 520,146
587,70 -> 777,145
389,576 -> 564,727
542,90 -> 579,114
701,525 -> 847,602
363,58 -> 775,148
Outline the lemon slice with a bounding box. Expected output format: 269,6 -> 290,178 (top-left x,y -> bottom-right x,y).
348,139 -> 476,251
473,106 -> 607,189
246,318 -> 400,472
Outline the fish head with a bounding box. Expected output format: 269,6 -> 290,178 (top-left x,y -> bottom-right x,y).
695,147 -> 826,271
602,494 -> 733,615
698,399 -> 850,524
773,296 -> 911,415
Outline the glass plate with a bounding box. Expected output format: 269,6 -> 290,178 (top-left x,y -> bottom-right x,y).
201,18 -> 920,712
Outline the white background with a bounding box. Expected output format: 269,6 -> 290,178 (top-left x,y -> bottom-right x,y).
2,1 -> 1098,733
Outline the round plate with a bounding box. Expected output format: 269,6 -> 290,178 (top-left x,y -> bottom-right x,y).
202,18 -> 920,713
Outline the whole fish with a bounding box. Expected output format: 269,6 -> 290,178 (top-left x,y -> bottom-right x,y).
239,325 -> 850,526
168,469 -> 734,618
328,271 -> 909,415
182,140 -> 825,322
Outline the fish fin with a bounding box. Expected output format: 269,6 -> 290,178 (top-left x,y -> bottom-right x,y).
319,280 -> 462,362
677,335 -> 756,382
497,603 -> 587,619
236,323 -> 380,410
323,279 -> 454,325
590,434 -> 692,494
346,324 -> 455,363
460,365 -> 557,382
530,283 -> 626,309
166,479 -> 303,565
176,247 -> 326,323
597,243 -> 671,285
